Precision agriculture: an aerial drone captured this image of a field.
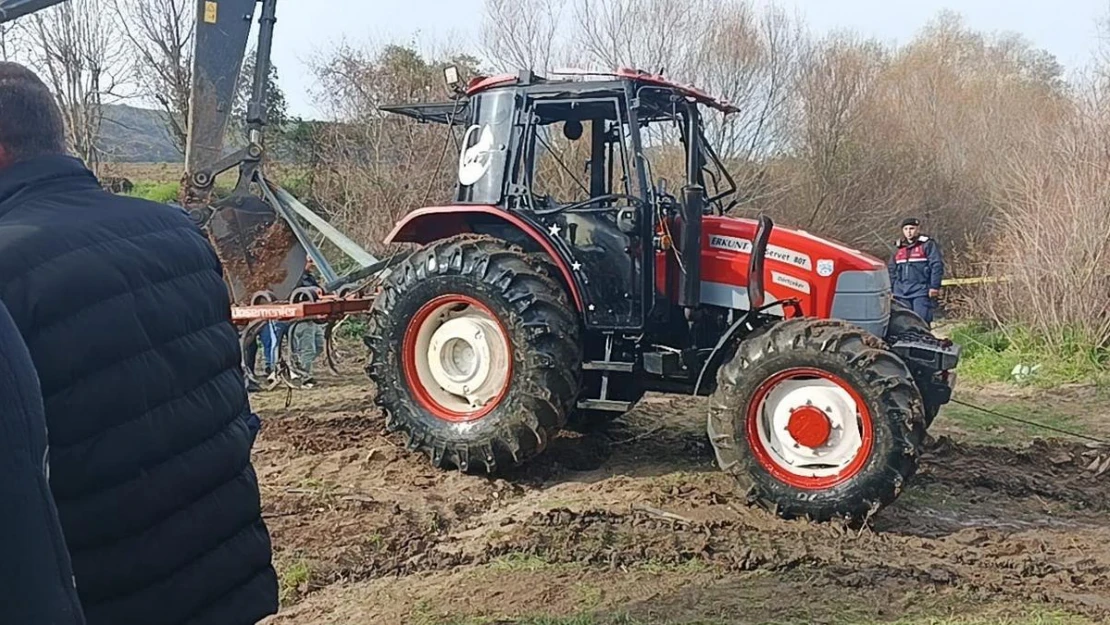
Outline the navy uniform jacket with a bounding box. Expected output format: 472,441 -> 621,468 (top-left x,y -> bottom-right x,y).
888,235 -> 944,299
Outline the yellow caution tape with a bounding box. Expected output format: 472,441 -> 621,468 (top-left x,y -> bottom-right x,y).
940,276 -> 1005,287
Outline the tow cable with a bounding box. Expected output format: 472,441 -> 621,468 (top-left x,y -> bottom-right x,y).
949,398 -> 1110,445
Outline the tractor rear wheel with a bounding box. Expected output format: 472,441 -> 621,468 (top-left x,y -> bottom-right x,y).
365,234 -> 581,472
708,317 -> 926,522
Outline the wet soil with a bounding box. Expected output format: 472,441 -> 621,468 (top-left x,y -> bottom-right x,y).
251,367 -> 1110,625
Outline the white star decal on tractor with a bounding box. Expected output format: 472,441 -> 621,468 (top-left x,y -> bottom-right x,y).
548,223 -> 561,236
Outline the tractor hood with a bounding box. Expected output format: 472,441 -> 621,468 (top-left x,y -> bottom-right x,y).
696,216 -> 892,336
0,0 -> 66,23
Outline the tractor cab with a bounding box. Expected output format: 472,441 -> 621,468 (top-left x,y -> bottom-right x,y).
382,68 -> 739,332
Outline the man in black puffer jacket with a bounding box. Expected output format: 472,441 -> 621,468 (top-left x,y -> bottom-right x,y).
0,298 -> 86,624
0,62 -> 278,624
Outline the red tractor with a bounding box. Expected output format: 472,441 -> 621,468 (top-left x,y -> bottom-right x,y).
371,68 -> 960,522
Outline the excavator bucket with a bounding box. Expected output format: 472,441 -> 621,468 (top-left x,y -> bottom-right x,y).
206,194 -> 306,304
182,0 -> 305,303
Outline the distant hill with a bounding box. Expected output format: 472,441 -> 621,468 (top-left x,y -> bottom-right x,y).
98,104 -> 183,163
96,103 -> 316,164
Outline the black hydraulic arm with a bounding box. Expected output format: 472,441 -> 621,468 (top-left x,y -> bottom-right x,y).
183,0 -> 273,202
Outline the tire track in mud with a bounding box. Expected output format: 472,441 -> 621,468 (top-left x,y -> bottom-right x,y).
253,390 -> 1110,618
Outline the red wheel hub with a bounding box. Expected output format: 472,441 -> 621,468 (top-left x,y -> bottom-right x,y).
745,367 -> 875,490
786,406 -> 832,448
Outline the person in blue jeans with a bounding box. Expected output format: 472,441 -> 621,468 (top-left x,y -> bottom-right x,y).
888,217 -> 944,325
259,320 -> 289,375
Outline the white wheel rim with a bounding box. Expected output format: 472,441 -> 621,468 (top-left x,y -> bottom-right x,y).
409,299 -> 510,414
754,378 -> 865,479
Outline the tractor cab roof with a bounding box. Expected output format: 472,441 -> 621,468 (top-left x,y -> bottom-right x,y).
379,67 -> 739,125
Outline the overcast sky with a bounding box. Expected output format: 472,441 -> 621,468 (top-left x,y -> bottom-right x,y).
269,0 -> 1110,118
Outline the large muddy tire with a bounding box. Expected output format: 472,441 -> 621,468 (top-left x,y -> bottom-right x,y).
365,234 -> 581,472
707,317 -> 926,522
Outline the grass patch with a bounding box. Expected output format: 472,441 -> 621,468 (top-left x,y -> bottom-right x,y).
277,558 -> 313,606
936,400 -> 1084,445
949,321 -> 1109,387
125,181 -> 180,203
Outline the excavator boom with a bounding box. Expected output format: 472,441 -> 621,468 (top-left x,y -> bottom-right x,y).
181,0 -> 310,305
185,0 -> 256,180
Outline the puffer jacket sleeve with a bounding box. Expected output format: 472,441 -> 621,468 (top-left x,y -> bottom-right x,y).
0,299 -> 86,624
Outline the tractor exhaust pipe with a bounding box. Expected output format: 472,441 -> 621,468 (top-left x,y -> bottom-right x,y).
678,183 -> 704,308
749,215 -> 773,309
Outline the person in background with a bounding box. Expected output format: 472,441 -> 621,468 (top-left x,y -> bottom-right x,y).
244,319 -> 289,392
0,298 -> 86,625
260,319 -> 290,376
0,61 -> 277,625
888,217 -> 944,326
290,257 -> 326,387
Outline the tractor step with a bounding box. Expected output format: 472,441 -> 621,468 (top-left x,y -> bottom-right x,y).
577,399 -> 634,412
643,350 -> 684,377
582,360 -> 635,373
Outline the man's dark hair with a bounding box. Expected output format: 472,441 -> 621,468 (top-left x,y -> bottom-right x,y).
0,62 -> 66,162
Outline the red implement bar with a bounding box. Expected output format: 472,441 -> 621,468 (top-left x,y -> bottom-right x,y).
231,296 -> 375,323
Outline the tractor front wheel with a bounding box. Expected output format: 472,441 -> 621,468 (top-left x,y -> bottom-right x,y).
365,235 -> 581,472
708,317 -> 926,522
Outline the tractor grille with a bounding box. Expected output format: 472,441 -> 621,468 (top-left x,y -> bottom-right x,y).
830,269 -> 891,337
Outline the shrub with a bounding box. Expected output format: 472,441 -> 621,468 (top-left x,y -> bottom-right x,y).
950,320 -> 1110,387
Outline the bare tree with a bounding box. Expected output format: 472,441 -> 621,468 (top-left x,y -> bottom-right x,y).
0,21 -> 15,61
111,0 -> 194,154
303,43 -> 480,253
482,0 -> 568,72
570,0 -> 714,75
21,0 -> 127,172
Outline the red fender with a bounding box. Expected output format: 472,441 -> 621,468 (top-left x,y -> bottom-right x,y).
384,205 -> 585,311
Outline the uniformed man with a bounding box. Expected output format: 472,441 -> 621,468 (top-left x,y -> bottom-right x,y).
888,217 -> 944,325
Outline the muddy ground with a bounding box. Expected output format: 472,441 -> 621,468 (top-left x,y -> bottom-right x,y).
250,348 -> 1110,625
